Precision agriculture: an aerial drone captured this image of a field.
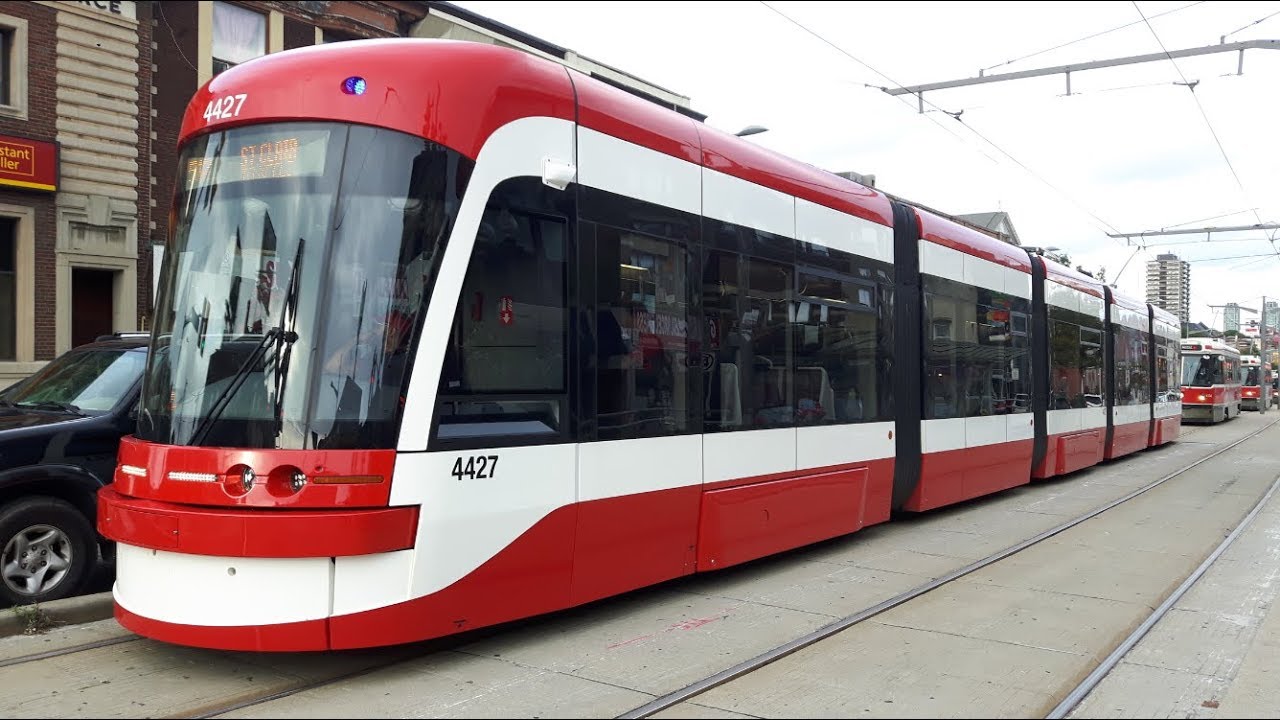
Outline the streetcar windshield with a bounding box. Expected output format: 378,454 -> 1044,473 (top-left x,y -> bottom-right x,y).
1246,367 -> 1261,386
1181,354 -> 1223,388
138,122 -> 471,449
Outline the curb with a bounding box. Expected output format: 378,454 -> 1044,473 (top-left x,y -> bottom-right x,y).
0,591 -> 115,638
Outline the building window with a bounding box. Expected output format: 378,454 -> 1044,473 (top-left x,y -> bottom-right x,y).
0,14 -> 26,118
212,1 -> 266,76
0,217 -> 13,360
0,27 -> 10,106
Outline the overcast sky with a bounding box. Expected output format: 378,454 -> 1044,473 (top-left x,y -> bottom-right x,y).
455,0 -> 1280,327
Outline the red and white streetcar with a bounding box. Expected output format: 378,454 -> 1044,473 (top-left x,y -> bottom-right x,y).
97,39 -> 1183,651
1180,338 -> 1242,422
1240,354 -> 1264,411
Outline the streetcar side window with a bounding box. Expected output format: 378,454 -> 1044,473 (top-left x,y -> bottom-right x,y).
1155,343 -> 1169,400
702,247 -> 795,431
1048,316 -> 1082,409
1080,324 -> 1105,407
433,177 -> 572,446
1110,322 -> 1149,406
1044,308 -> 1106,412
792,241 -> 894,425
923,274 -> 1031,419
591,223 -> 699,441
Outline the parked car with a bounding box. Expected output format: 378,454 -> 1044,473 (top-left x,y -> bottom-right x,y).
0,333 -> 148,606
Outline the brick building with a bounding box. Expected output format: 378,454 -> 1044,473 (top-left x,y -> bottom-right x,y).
0,1 -> 151,387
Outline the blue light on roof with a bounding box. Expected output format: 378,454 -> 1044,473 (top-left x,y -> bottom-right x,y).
342,76 -> 367,96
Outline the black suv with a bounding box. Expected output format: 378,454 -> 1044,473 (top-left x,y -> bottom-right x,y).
0,333 -> 148,606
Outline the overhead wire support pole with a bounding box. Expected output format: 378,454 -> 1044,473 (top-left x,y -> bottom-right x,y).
883,39 -> 1280,97
1106,223 -> 1280,241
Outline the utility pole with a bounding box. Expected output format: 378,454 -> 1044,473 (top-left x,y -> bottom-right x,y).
1254,294 -> 1264,412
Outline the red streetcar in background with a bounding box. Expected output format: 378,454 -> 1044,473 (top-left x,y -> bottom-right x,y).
1240,354 -> 1264,411
97,39 -> 1184,652
1180,339 -> 1242,422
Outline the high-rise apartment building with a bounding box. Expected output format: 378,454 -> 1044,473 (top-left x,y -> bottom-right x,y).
1145,253 -> 1191,326
1224,302 -> 1241,333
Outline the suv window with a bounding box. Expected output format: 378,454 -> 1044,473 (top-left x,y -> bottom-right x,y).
0,348 -> 146,414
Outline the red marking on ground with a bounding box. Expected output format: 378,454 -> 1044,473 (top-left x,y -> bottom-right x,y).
607,614 -> 725,650
607,634 -> 655,650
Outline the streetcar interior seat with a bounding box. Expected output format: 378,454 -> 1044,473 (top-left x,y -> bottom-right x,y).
795,366 -> 834,422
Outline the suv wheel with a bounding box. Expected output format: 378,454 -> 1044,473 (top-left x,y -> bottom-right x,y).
0,497 -> 94,606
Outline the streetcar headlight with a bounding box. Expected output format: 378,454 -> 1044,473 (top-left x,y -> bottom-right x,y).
240,466 -> 256,492
290,470 -> 306,493
1198,394 -> 1208,402
119,464 -> 147,478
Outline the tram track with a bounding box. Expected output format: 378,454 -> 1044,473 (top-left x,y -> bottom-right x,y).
1047,465 -> 1280,718
174,645 -> 430,720
615,415 -> 1280,719
0,635 -> 139,670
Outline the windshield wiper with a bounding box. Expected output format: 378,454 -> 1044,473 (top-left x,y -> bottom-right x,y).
270,238 -> 305,440
17,400 -> 83,414
189,327 -> 297,445
190,238 -> 305,446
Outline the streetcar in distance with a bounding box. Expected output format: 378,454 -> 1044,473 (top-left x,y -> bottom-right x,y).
1240,354 -> 1263,411
98,39 -> 1183,651
1180,339 -> 1242,422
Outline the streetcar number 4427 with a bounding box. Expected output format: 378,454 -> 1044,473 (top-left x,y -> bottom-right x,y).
452,455 -> 498,480
203,94 -> 248,122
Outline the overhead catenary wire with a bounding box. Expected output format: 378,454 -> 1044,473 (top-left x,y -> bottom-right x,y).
1185,251 -> 1280,263
758,2 -> 1280,290
758,0 -> 1130,247
755,2 -> 1000,165
1133,1 -> 1270,251
981,0 -> 1207,73
1228,254 -> 1280,270
156,2 -> 198,73
1136,234 -> 1278,248
1221,7 -> 1280,41
1162,208 -> 1261,230
915,78 -> 1202,116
